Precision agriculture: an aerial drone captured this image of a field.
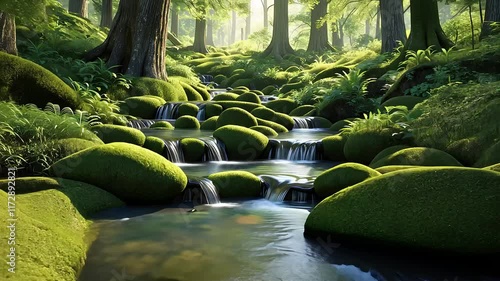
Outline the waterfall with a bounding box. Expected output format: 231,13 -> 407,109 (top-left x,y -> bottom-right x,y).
162,140 -> 185,163
293,117 -> 315,129
268,140 -> 321,161
155,103 -> 183,119
261,175 -> 316,204
182,178 -> 221,205
201,137 -> 228,161
196,104 -> 207,121
127,119 -> 156,129
198,178 -> 221,204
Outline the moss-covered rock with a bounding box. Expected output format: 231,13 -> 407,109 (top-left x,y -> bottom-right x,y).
381,96 -> 425,110
208,171 -> 262,198
123,95 -> 166,119
116,77 -> 188,101
370,147 -> 463,168
256,118 -> 289,133
213,125 -> 269,161
262,85 -> 277,95
321,134 -> 347,161
374,165 -> 422,174
200,116 -> 218,131
49,143 -> 188,204
329,119 -> 352,132
311,117 -> 332,128
0,51 -> 79,108
290,105 -> 316,116
180,81 -> 204,101
236,92 -> 261,104
475,141 -> 500,167
175,116 -> 200,129
304,167 -> 500,254
150,121 -> 174,129
217,108 -> 258,128
483,163 -> 500,173
180,138 -> 205,162
212,101 -> 263,112
369,145 -> 411,166
205,103 -> 223,118
251,107 -> 294,130
314,163 -> 381,198
265,98 -> 299,114
343,129 -> 401,164
192,84 -> 212,101
212,93 -> 239,101
143,136 -> 165,154
178,103 -> 200,117
92,124 -> 146,146
250,125 -> 278,137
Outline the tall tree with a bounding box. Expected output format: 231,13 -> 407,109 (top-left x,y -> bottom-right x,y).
405,0 -> 453,51
262,0 -> 294,59
100,0 -> 113,28
375,5 -> 381,39
0,12 -> 16,55
170,3 -> 179,36
331,21 -> 343,50
480,0 -> 500,39
69,0 -> 89,18
261,0 -> 269,29
380,0 -> 406,53
245,3 -> 251,39
230,10 -> 237,44
193,16 -> 208,53
206,10 -> 215,46
307,0 -> 333,52
85,0 -> 170,80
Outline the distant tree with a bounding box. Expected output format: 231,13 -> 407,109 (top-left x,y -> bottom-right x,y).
380,0 -> 406,53
480,0 -> 500,39
307,0 -> 334,52
262,0 -> 294,59
100,0 -> 113,27
261,0 -> 270,30
69,0 -> 88,18
170,2 -> 179,36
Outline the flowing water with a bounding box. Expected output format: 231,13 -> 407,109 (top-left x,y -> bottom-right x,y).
268,139 -> 322,161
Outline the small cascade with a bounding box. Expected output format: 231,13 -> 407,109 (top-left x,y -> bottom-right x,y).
268,139 -> 322,161
198,178 -> 221,204
201,137 -> 228,161
155,103 -> 183,119
162,140 -> 185,163
196,104 -> 207,121
127,119 -> 156,129
259,95 -> 278,103
181,178 -> 221,205
293,117 -> 315,129
261,175 -> 316,205
209,88 -> 227,99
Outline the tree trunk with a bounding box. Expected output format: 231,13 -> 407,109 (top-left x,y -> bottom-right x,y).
307,0 -> 333,52
69,0 -> 88,18
380,0 -> 406,53
168,32 -> 182,46
375,6 -> 381,39
480,0 -> 500,39
193,17 -> 208,53
262,0 -> 294,60
263,0 -> 269,30
245,9 -> 251,39
170,4 -> 179,36
85,0 -> 170,80
405,0 -> 453,51
0,12 -> 17,55
100,0 -> 113,28
365,19 -> 371,36
332,22 -> 343,50
207,11 -> 215,46
230,10 -> 236,44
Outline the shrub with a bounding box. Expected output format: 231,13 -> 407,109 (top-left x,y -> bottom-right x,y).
370,147 -> 463,168
236,92 -> 261,104
213,125 -> 269,161
150,121 -> 174,129
143,136 -> 165,155
175,116 -> 200,129
250,125 -> 278,137
290,105 -> 315,116
208,171 -> 262,198
180,138 -> 205,162
200,116 -> 218,131
217,108 -> 258,128
265,99 -> 299,114
92,124 -> 146,146
178,103 -> 199,117
123,96 -> 166,119
321,134 -> 347,161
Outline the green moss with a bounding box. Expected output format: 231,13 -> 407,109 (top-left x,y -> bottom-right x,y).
175,116 -> 200,129
370,147 -> 463,168
250,125 -> 278,137
0,51 -> 78,108
213,125 -> 269,161
256,118 -> 289,133
200,116 -> 218,131
321,134 -> 347,161
123,95 -> 166,119
250,90 -> 264,96
191,84 -> 212,101
214,74 -> 226,84
311,117 -> 332,128
143,136 -> 165,154
262,85 -> 277,95
343,129 -> 401,165
265,99 -> 299,114
205,103 -> 223,118
92,124 -> 146,146
290,105 -> 316,116
280,82 -> 306,94
314,163 -> 381,198
52,138 -> 101,158
231,78 -> 253,88
150,121 -> 174,129
251,107 -> 294,130
313,66 -> 350,82
212,101 -> 263,112
475,141 -> 500,167
236,92 -> 261,104
212,93 -> 239,101
49,143 -> 188,204
305,167 -> 500,254
330,119 -> 352,132
180,81 -> 204,101
381,96 -> 425,110
180,138 -> 205,162
178,103 -> 200,117
375,165 -> 422,174
208,171 -> 262,198
483,163 -> 500,173
369,145 -> 411,166
217,108 -> 258,128
122,77 -> 188,101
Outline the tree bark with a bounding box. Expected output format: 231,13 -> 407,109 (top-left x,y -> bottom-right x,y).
0,12 -> 17,55
307,0 -> 333,52
100,0 -> 113,28
405,0 -> 453,51
170,4 -> 179,36
85,0 -> 170,80
480,0 -> 500,39
230,10 -> 236,44
375,6 -> 381,39
69,0 -> 88,18
262,0 -> 294,60
380,0 -> 406,53
207,11 -> 215,46
193,17 -> 208,53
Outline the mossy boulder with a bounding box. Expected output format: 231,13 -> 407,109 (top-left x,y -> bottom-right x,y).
0,51 -> 79,108
290,105 -> 316,116
256,118 -> 289,133
200,116 -> 218,131
52,138 -> 102,158
150,121 -> 175,129
116,77 -> 188,101
180,138 -> 205,162
321,134 -> 347,161
329,119 -> 352,132
175,116 -> 200,129
217,108 -> 258,128
343,129 -> 401,164
208,171 -> 262,198
123,95 -> 166,119
265,98 -> 299,114
475,141 -> 500,167
236,92 -> 261,104
381,96 -> 425,110
304,167 -> 500,254
314,163 -> 381,198
370,147 -> 463,169
370,145 -> 411,166
212,93 -> 239,101
205,103 -> 223,118
143,136 -> 165,154
251,107 -> 294,130
92,124 -> 146,146
213,125 -> 269,161
250,125 -> 278,137
180,81 -> 204,101
178,103 -> 200,117
375,165 -> 421,174
262,85 -> 277,95
311,117 -> 332,128
213,101 -> 263,112
49,143 -> 188,204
